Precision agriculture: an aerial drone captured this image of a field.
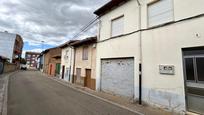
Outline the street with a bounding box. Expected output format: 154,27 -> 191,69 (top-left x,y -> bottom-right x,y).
7,71 -> 138,115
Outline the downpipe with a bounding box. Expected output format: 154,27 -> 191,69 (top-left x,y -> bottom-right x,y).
136,0 -> 142,105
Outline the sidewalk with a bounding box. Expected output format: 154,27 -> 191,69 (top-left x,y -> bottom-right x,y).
45,75 -> 175,115
0,72 -> 14,115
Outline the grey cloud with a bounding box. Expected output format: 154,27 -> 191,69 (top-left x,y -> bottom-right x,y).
0,0 -> 110,46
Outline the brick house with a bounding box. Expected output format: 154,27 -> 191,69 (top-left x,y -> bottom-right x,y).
25,52 -> 40,69
43,47 -> 61,77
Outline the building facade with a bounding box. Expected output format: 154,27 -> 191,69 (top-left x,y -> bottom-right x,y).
43,47 -> 61,77
25,52 -> 40,69
71,37 -> 96,90
60,40 -> 78,82
0,31 -> 23,65
37,53 -> 44,72
0,56 -> 9,74
95,0 -> 204,114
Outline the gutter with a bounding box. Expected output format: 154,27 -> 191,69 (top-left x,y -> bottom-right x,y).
136,0 -> 142,105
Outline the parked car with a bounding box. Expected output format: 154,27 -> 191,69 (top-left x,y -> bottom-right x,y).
20,64 -> 27,70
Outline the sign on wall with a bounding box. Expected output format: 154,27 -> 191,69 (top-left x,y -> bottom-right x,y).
159,65 -> 175,75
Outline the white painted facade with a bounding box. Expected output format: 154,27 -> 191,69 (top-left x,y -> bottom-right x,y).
60,46 -> 74,82
0,32 -> 17,63
96,0 -> 204,113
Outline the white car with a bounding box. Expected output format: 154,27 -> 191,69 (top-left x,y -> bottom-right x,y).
20,64 -> 27,70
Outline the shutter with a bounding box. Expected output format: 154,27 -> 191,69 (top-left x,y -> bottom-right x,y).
148,0 -> 173,27
111,16 -> 124,37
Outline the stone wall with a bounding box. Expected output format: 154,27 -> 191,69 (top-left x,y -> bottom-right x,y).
3,63 -> 16,73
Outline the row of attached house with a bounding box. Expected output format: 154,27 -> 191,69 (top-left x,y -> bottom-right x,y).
38,37 -> 97,90
60,37 -> 97,90
39,0 -> 204,114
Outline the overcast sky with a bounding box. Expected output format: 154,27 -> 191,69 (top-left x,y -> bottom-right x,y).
0,0 -> 109,56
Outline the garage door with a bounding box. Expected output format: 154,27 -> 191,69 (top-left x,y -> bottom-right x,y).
101,58 -> 134,98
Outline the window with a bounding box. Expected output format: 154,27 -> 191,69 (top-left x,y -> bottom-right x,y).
185,58 -> 195,81
196,57 -> 204,81
82,46 -> 88,60
27,54 -> 31,58
111,15 -> 124,37
148,0 -> 173,27
65,50 -> 69,55
184,57 -> 204,82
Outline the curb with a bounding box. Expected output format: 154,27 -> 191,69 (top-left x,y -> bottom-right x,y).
1,75 -> 8,115
48,76 -> 144,115
0,71 -> 17,115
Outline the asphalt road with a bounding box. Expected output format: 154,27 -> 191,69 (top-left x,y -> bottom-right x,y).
7,71 -> 138,115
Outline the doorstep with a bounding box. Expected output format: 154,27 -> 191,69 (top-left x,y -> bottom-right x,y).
49,76 -> 174,115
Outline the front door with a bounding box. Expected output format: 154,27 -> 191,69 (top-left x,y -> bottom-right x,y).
55,63 -> 61,75
85,69 -> 91,88
65,67 -> 70,82
61,65 -> 65,79
49,64 -> 52,75
183,48 -> 204,114
76,68 -> 81,83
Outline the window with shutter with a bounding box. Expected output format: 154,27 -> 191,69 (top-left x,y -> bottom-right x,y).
111,16 -> 124,37
148,0 -> 174,27
82,46 -> 88,60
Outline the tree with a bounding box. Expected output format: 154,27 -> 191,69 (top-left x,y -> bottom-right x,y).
20,58 -> 27,64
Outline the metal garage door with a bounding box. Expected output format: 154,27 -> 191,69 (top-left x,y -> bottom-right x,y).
101,58 -> 134,98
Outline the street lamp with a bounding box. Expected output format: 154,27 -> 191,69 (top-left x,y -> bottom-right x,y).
41,41 -> 44,51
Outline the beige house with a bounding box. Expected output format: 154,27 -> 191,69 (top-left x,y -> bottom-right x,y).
71,37 -> 96,90
95,0 -> 204,114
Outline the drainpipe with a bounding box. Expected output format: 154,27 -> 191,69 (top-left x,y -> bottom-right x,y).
69,46 -> 73,82
136,0 -> 142,105
71,46 -> 76,83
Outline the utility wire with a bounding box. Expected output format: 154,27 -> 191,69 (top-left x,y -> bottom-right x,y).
71,16 -> 99,40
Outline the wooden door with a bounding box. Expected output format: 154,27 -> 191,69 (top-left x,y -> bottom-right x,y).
76,68 -> 81,83
85,69 -> 91,88
62,65 -> 65,79
49,64 -> 52,75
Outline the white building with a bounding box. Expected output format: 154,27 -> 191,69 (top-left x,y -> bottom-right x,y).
0,31 -> 23,63
60,40 -> 77,82
94,0 -> 204,114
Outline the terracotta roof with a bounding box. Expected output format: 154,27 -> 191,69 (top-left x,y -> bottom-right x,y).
59,40 -> 79,48
70,37 -> 97,47
94,0 -> 129,16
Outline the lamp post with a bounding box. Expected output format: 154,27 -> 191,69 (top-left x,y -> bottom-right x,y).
41,41 -> 44,51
